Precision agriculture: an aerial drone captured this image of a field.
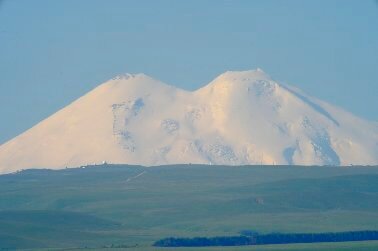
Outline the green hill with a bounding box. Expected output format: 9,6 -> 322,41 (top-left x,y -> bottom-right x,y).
1,164 -> 378,249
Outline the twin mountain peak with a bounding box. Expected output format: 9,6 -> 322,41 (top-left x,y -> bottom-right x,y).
0,69 -> 377,173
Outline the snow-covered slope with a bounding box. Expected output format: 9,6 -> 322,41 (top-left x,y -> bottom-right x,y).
0,70 -> 377,173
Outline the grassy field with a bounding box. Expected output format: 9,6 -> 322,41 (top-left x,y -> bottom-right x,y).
1,164 -> 378,249
13,240 -> 378,251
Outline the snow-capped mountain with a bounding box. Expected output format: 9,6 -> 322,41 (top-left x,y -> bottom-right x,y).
0,69 -> 377,173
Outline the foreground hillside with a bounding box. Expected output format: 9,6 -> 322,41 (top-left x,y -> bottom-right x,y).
1,70 -> 378,173
1,164 -> 378,249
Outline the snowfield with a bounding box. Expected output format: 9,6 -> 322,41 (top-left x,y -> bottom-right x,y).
0,69 -> 377,173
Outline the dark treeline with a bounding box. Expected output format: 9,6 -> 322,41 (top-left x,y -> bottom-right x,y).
154,230 -> 378,247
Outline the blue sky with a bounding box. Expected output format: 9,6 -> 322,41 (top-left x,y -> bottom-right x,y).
0,0 -> 377,144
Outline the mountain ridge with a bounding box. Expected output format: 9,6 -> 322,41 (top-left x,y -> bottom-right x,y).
0,69 -> 377,173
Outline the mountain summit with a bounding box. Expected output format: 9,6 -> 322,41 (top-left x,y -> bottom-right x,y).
0,69 -> 377,173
